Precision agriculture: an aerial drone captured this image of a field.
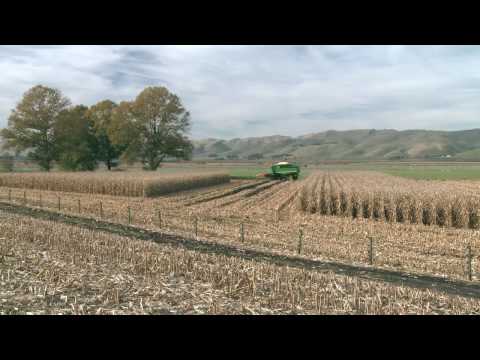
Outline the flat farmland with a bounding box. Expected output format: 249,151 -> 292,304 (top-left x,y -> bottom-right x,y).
156,162 -> 311,180
2,168 -> 480,314
3,212 -> 480,315
317,161 -> 480,180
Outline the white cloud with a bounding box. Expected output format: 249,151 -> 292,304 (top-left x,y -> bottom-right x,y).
1,45 -> 480,139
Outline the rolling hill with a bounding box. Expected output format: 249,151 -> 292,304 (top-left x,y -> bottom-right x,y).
3,128 -> 480,163
192,129 -> 480,163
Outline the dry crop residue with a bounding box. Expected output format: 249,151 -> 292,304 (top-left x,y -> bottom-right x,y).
2,211 -> 480,314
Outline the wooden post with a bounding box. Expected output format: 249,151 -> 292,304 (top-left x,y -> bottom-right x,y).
23,191 -> 26,205
240,223 -> 245,242
8,189 -> 11,202
58,197 -> 61,211
158,210 -> 162,228
194,217 -> 198,238
78,199 -> 81,213
368,237 -> 374,265
128,207 -> 132,224
467,245 -> 473,281
298,228 -> 303,255
39,194 -> 42,208
99,201 -> 103,218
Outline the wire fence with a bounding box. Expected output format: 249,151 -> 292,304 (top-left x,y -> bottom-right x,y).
0,186 -> 477,282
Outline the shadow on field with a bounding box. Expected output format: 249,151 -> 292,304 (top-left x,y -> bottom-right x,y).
2,200 -> 480,299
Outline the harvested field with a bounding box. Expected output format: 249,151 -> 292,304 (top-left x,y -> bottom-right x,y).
3,168 -> 480,314
2,211 -> 480,314
0,172 -> 230,197
184,179 -> 270,206
1,181 -> 479,281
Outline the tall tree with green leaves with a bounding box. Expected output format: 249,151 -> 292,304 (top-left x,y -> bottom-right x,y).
110,86 -> 193,170
0,85 -> 71,171
87,100 -> 124,170
54,105 -> 98,171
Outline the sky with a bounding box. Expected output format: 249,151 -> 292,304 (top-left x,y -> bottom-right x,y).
1,45 -> 480,139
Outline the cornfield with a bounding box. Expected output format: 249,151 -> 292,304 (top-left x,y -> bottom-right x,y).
1,182 -> 478,281
0,172 -> 230,197
2,168 -> 480,314
298,171 -> 480,230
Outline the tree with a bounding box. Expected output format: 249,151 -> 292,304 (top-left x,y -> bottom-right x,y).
0,85 -> 71,171
110,87 -> 193,170
86,100 -> 124,170
54,105 -> 98,171
0,154 -> 14,172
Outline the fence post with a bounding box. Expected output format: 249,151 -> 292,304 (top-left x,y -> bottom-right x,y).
39,194 -> 42,208
8,189 -> 11,202
99,201 -> 103,218
240,222 -> 245,242
128,207 -> 132,224
78,199 -> 81,213
368,237 -> 374,265
194,217 -> 198,238
23,191 -> 26,205
158,210 -> 162,228
298,228 -> 303,255
467,245 -> 473,281
58,197 -> 61,211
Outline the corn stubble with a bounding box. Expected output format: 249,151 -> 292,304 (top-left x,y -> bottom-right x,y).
1,212 -> 480,315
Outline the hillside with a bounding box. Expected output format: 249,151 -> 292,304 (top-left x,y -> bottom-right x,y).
192,129 -> 480,163
3,128 -> 480,163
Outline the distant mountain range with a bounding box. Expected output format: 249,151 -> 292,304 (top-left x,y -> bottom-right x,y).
192,129 -> 480,163
4,129 -> 480,163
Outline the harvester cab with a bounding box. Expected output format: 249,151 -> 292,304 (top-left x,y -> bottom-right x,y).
256,161 -> 300,180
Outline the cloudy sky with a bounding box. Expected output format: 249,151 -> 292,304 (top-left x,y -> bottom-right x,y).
1,45 -> 480,139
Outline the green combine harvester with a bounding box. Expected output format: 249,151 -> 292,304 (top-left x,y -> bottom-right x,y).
257,161 -> 300,180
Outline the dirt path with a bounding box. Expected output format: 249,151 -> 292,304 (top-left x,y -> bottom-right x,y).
184,179 -> 270,206
2,200 -> 480,299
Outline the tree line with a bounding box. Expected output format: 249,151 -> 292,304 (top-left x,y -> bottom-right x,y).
0,85 -> 193,171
